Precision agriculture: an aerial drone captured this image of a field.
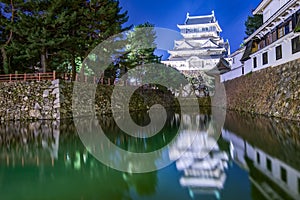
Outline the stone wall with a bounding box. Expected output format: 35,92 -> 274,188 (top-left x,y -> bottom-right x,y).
60,82 -> 184,119
0,80 -> 187,121
224,58 -> 300,121
0,80 -> 61,121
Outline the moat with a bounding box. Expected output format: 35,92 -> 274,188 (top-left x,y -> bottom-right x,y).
0,110 -> 299,200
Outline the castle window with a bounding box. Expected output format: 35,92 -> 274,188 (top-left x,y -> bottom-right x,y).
280,166 -> 287,183
276,45 -> 282,60
210,26 -> 216,31
289,20 -> 293,32
272,31 -> 277,42
298,178 -> 300,194
267,158 -> 272,172
253,57 -> 257,68
285,21 -> 291,35
278,26 -> 284,38
262,52 -> 268,65
259,39 -> 266,49
266,33 -> 272,45
292,36 -> 300,54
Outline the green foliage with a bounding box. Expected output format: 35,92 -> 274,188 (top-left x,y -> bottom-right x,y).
0,0 -> 130,75
245,14 -> 263,37
91,22 -> 162,84
123,22 -> 161,69
105,22 -> 162,84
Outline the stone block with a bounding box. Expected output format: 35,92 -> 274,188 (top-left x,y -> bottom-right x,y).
34,102 -> 41,110
54,104 -> 60,109
54,98 -> 60,105
52,88 -> 60,95
29,109 -> 41,118
51,79 -> 59,85
43,89 -> 49,98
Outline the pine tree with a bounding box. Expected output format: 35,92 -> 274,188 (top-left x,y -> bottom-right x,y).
110,22 -> 162,84
245,14 -> 263,37
124,22 -> 161,69
0,0 -> 130,77
61,0 -> 130,80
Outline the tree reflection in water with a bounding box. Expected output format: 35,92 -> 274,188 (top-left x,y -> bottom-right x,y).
0,111 -> 185,199
98,110 -> 180,153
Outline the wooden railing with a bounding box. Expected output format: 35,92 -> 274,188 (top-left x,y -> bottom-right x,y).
58,73 -> 117,85
0,71 -> 141,86
0,71 -> 125,86
0,72 -> 56,82
59,73 -> 142,86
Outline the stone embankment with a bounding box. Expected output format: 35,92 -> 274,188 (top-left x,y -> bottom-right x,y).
0,80 -> 184,121
60,82 -> 187,119
0,80 -> 61,121
224,58 -> 300,121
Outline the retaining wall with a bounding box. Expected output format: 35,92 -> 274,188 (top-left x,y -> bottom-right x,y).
224,58 -> 300,121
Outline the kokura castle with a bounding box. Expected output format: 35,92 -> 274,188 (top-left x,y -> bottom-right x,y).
163,0 -> 300,84
162,11 -> 231,79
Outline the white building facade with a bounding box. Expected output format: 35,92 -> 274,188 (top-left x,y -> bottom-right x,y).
221,0 -> 300,82
162,11 -> 230,78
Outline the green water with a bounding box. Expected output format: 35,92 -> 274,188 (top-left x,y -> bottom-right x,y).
0,110 -> 299,200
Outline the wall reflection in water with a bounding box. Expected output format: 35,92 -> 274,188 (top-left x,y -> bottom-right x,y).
0,120 -> 60,167
223,111 -> 300,200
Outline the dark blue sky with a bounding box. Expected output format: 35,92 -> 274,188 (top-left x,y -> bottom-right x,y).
119,0 -> 262,53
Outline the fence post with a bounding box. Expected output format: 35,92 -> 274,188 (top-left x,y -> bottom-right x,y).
24,73 -> 26,81
38,73 -> 41,81
9,74 -> 12,82
53,70 -> 56,80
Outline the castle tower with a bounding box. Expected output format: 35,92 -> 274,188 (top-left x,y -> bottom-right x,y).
162,11 -> 230,78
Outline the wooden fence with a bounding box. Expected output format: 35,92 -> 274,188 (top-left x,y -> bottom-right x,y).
0,72 -> 56,82
0,71 -> 126,86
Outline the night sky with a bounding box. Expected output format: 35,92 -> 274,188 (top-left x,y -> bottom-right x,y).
119,0 -> 262,54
